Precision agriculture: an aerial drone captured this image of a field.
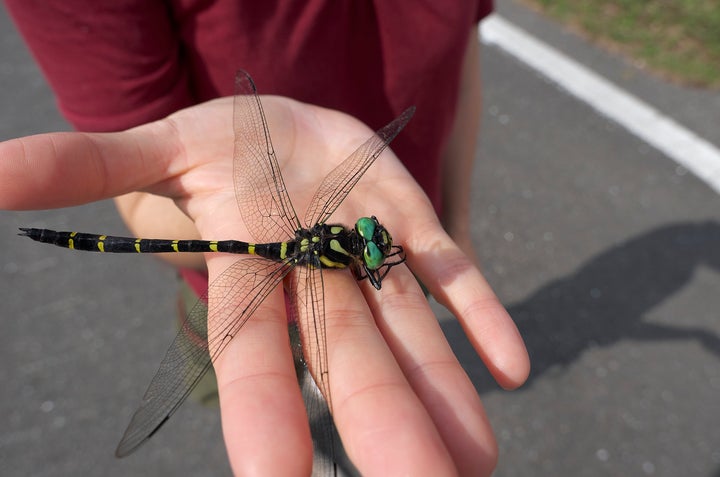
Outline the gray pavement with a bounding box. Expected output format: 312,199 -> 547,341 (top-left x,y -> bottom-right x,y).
2,1 -> 719,476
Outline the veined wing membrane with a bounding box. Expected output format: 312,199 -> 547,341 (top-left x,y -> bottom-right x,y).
291,265 -> 330,410
304,106 -> 416,227
234,71 -> 301,243
115,256 -> 292,457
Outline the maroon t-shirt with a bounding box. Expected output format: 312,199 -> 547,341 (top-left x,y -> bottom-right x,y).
7,0 -> 492,295
7,0 -> 491,210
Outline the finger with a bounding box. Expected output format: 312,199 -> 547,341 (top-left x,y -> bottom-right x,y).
365,264 -> 498,476
212,283 -> 313,476
408,222 -> 530,390
0,122 -> 184,210
323,272 -> 457,476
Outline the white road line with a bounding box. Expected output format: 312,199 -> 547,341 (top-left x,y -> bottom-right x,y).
480,15 -> 720,195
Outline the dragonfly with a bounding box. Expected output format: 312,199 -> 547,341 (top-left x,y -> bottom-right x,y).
20,70 -> 415,460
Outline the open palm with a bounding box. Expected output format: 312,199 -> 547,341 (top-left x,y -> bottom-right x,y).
1,91 -> 529,476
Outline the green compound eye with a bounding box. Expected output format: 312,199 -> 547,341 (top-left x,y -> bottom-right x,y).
363,241 -> 384,270
356,217 -> 376,240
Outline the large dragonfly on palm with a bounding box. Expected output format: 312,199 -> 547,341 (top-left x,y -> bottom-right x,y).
20,70 -> 415,457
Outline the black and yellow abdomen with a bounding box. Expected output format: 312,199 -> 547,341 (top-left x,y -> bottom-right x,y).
18,228 -> 287,260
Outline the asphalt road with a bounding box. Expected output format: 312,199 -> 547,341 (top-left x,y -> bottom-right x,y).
2,2 -> 719,476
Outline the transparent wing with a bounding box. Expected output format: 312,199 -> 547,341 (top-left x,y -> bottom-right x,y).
291,266 -> 361,475
115,257 -> 292,457
304,106 -> 416,227
287,282 -> 344,476
233,70 -> 301,242
289,265 -> 330,409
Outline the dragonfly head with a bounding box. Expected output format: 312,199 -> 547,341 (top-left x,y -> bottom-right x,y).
354,216 -> 405,290
355,216 -> 393,270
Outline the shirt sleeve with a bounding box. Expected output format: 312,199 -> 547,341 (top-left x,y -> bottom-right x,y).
5,0 -> 193,131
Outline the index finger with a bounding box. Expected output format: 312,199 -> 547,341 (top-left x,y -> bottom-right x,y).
0,122 -> 181,210
0,95 -> 239,211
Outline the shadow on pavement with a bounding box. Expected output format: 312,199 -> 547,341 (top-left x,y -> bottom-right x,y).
444,221 -> 720,392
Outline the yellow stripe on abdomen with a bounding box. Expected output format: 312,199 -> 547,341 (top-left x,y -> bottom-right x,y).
97,235 -> 106,253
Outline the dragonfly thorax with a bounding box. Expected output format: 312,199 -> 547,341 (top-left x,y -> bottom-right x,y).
292,223 -> 357,270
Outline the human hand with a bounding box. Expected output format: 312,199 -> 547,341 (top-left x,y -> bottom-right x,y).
0,95 -> 529,476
